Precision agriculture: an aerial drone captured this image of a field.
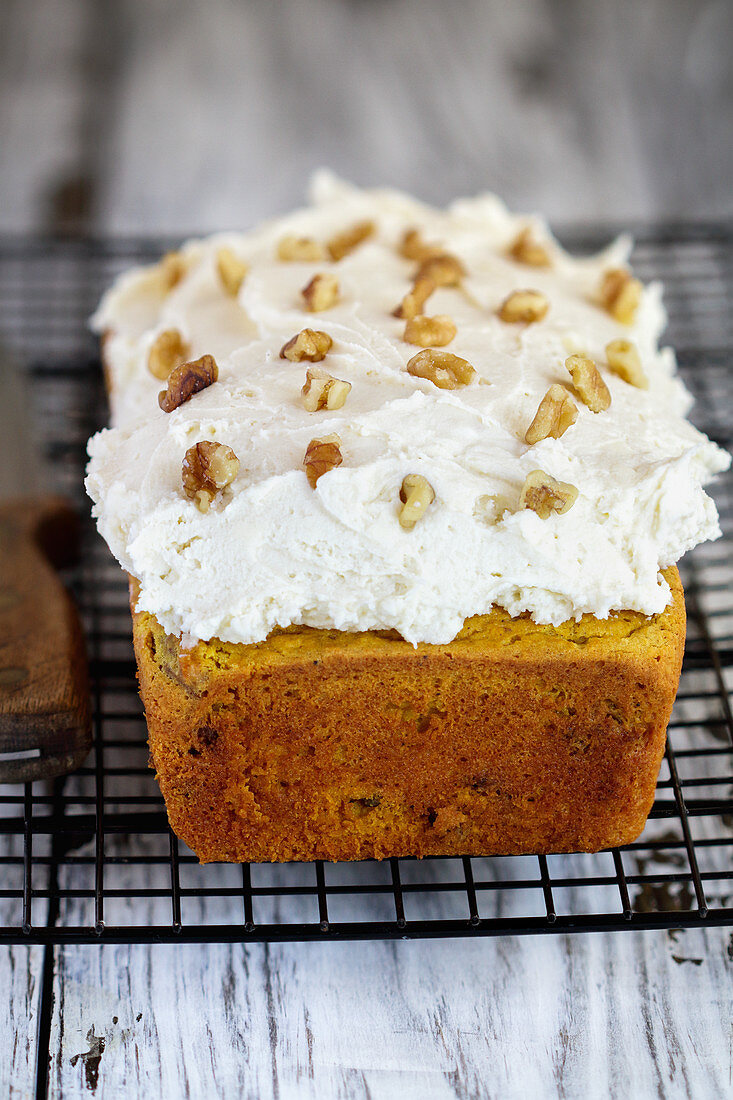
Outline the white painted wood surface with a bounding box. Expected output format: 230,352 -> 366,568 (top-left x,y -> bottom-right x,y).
0,0 -> 731,235
46,930 -> 733,1100
1,940 -> 43,1099
1,1 -> 732,1097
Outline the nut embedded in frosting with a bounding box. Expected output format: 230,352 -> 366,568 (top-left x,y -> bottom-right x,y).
216,247 -> 248,296
520,470 -> 578,519
398,228 -> 444,263
159,251 -> 188,291
147,328 -> 190,380
182,440 -> 240,512
498,289 -> 549,324
507,227 -> 551,267
565,355 -> 611,413
302,273 -> 340,312
415,253 -> 464,288
393,274 -> 436,320
525,385 -> 578,444
158,354 -> 219,413
599,268 -> 642,324
398,474 -> 435,530
606,339 -> 649,389
280,328 -> 333,362
327,220 -> 375,262
301,367 -> 351,412
303,434 -> 343,488
403,314 -> 457,348
406,349 -> 476,389
277,235 -> 326,262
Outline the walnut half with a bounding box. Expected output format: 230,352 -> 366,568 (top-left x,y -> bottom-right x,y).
159,251 -> 188,290
599,268 -> 642,324
148,328 -> 190,380
303,434 -> 343,488
301,367 -> 351,411
399,228 -> 444,263
302,273 -> 340,312
280,328 -> 333,362
525,385 -> 578,444
565,355 -> 611,412
507,226 -> 551,267
277,236 -> 326,262
393,274 -> 436,320
216,247 -> 248,296
406,349 -> 476,389
498,289 -> 549,324
327,220 -> 375,261
520,470 -> 578,519
415,253 -> 464,288
403,314 -> 457,347
605,339 -> 649,389
158,354 -> 219,413
182,441 -> 240,512
398,474 -> 435,530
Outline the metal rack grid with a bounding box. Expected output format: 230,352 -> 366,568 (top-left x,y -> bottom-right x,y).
0,224 -> 731,945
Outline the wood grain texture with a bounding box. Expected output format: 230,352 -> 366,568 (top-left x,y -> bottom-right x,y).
46,929 -> 732,1099
0,944 -> 44,1100
0,498 -> 91,782
0,0 -> 731,234
1,3 -> 731,1097
0,822 -> 46,1100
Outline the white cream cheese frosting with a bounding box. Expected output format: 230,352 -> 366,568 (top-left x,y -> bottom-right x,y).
85,172 -> 730,645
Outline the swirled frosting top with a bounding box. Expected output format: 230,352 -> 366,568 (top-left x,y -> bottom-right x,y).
85,173 -> 729,645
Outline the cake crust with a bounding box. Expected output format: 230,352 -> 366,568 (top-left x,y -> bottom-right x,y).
133,568 -> 685,863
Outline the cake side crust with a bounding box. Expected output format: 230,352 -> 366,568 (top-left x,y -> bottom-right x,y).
133,569 -> 685,863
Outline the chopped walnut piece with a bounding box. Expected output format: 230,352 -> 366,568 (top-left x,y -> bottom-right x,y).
277,235 -> 326,262
158,354 -> 219,413
406,349 -> 476,389
605,339 -> 649,389
301,367 -> 352,411
520,469 -> 578,519
507,226 -> 551,267
599,268 -> 642,324
327,220 -> 375,261
393,275 -> 435,320
398,474 -> 436,530
303,434 -> 343,488
216,247 -> 248,296
280,328 -> 333,362
399,228 -> 444,263
498,289 -> 549,324
525,385 -> 578,444
160,251 -> 187,290
416,253 -> 464,287
403,314 -> 457,347
565,354 -> 611,412
182,441 -> 240,512
302,273 -> 340,312
148,329 -> 190,380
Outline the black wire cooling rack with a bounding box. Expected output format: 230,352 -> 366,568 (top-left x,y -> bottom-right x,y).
0,225 -> 731,945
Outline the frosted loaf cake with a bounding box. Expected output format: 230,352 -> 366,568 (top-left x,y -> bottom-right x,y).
86,175 -> 729,862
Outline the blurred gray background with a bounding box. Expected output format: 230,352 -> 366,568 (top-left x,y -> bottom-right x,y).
1,0 -> 732,234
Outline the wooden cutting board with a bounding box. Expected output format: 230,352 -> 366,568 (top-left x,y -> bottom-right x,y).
0,496 -> 91,782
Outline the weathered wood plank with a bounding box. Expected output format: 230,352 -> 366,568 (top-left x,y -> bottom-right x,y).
1,4 -> 732,1098
0,0 -> 731,235
47,927 -> 732,1099
0,0 -> 96,232
0,942 -> 44,1100
0,819 -> 45,1100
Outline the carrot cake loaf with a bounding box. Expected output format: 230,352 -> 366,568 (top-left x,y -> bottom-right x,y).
85,174 -> 729,862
